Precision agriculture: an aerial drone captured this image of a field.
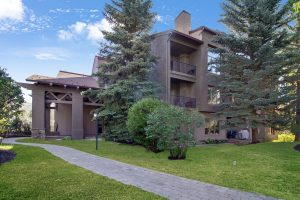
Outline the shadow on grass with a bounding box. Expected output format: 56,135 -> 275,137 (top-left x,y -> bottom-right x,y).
0,145 -> 15,164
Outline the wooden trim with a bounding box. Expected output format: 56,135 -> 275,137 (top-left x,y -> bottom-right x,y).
46,100 -> 72,104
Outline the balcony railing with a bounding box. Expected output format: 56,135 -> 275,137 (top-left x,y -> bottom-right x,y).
171,60 -> 196,76
170,95 -> 196,108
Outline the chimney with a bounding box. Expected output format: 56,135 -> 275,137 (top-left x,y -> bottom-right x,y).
175,10 -> 191,34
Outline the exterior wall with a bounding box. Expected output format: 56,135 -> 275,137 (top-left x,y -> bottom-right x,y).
151,32 -> 170,101
175,11 -> 191,34
152,29 -> 221,141
45,107 -> 51,133
31,89 -> 46,137
83,105 -> 97,137
71,92 -> 84,139
23,84 -> 99,139
55,104 -> 72,136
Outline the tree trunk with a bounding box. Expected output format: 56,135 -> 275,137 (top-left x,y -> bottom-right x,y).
296,81 -> 300,141
251,128 -> 259,143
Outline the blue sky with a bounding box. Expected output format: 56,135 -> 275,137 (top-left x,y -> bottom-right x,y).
0,0 -> 224,102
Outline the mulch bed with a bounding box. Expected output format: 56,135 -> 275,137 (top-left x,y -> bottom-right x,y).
0,150 -> 16,164
294,144 -> 300,152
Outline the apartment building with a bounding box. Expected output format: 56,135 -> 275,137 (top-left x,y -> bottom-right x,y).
151,11 -> 227,141
22,10 -> 275,141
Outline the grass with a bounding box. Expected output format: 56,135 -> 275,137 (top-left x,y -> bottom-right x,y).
19,138 -> 300,200
0,144 -> 164,200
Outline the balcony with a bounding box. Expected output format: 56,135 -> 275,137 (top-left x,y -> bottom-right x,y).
171,60 -> 196,76
170,95 -> 196,109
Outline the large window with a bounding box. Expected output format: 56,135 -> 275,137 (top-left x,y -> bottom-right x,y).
208,87 -> 220,104
205,119 -> 219,134
208,48 -> 220,74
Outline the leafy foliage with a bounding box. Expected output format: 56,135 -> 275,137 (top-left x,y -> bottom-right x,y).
213,0 -> 295,141
85,0 -> 158,143
273,133 -> 295,142
127,98 -> 166,151
0,67 -> 24,135
145,105 -> 204,159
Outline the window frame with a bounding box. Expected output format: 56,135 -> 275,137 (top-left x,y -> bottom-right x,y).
205,119 -> 220,135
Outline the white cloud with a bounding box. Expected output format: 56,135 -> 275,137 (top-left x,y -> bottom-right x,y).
49,8 -> 84,14
13,47 -> 70,61
33,47 -> 70,61
155,15 -> 163,22
0,1 -> 51,33
90,9 -> 99,13
58,30 -> 73,40
0,0 -> 25,21
71,21 -> 87,34
58,18 -> 113,42
34,53 -> 65,61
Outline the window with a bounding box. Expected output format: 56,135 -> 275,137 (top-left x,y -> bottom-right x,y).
208,48 -> 220,74
208,87 -> 220,104
205,119 -> 219,134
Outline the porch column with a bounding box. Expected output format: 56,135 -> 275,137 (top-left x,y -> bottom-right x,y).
31,89 -> 46,138
72,92 -> 84,139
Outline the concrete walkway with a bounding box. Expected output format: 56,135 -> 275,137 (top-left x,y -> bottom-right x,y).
4,138 -> 276,200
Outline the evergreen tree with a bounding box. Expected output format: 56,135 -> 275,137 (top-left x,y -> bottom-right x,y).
86,0 -> 157,142
287,0 -> 300,141
214,0 -> 294,142
0,67 -> 24,135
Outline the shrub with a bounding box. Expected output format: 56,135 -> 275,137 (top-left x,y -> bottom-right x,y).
204,139 -> 227,144
127,98 -> 166,151
273,133 -> 295,143
146,105 -> 204,159
62,136 -> 72,140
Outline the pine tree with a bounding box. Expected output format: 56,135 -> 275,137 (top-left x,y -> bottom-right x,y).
287,0 -> 300,141
214,0 -> 294,142
86,0 -> 157,142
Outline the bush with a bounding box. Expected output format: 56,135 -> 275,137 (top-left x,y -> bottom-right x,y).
204,139 -> 227,144
145,105 -> 204,160
273,133 -> 295,143
127,98 -> 166,151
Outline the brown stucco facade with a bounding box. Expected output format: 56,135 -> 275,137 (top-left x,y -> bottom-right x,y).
151,11 -> 275,142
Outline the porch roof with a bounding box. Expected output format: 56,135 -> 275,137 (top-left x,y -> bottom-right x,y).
26,71 -> 100,89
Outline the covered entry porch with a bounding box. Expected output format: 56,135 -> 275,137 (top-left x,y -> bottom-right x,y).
20,71 -> 102,139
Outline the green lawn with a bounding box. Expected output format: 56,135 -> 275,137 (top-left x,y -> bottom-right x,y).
19,138 -> 300,200
0,144 -> 163,200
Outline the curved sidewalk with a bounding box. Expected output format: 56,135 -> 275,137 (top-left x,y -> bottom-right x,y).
4,138 -> 276,200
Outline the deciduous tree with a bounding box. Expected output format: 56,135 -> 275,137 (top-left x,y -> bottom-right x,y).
0,67 -> 24,135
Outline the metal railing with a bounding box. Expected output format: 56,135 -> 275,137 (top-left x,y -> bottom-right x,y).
171,60 -> 196,76
170,95 -> 196,108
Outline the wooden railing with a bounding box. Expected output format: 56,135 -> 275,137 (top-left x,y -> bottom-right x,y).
171,60 -> 196,76
170,95 -> 196,108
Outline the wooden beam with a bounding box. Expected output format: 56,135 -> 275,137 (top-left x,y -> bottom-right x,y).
46,100 -> 72,105
83,102 -> 103,107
